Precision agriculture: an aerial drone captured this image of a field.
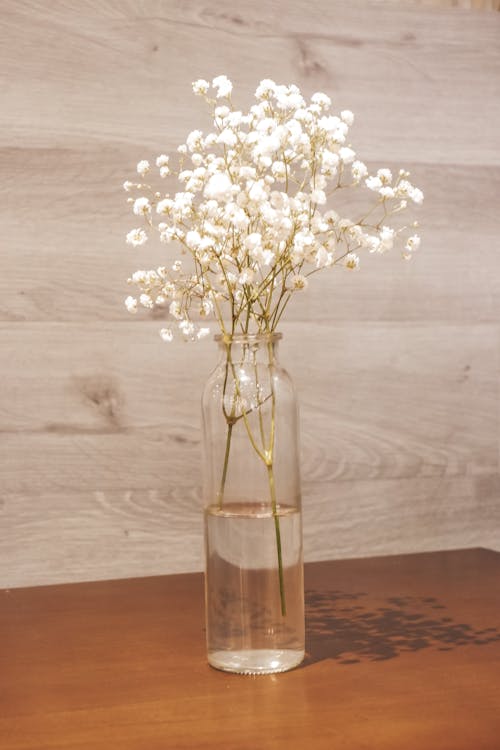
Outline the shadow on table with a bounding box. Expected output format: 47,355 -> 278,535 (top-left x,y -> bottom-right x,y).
304,590 -> 500,666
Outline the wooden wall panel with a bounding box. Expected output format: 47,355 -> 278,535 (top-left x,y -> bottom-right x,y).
1,0 -> 499,587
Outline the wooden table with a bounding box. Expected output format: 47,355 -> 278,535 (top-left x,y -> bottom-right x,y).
1,548 -> 499,749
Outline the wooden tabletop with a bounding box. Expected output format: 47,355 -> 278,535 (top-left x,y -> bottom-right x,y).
1,548 -> 499,749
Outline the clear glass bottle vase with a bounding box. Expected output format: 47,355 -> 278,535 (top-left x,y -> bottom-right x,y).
202,332 -> 305,674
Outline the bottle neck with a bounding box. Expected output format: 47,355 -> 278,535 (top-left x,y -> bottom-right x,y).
216,332 -> 282,364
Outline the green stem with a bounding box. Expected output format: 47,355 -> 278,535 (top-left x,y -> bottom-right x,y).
217,421 -> 233,509
267,462 -> 286,617
266,339 -> 286,616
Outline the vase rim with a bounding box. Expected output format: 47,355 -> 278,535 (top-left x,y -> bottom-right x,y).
214,332 -> 282,344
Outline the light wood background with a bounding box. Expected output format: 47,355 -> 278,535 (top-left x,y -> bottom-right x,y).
1,0 -> 499,588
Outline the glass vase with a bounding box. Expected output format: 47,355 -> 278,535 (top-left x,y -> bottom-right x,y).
202,332 -> 304,674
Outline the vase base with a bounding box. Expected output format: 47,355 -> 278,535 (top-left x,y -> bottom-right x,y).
208,648 -> 304,675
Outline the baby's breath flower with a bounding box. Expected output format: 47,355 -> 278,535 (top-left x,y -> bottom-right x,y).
377,168 -> 392,184
212,75 -> 233,98
204,172 -> 233,202
340,110 -> 354,126
192,79 -> 209,95
351,160 -> 367,182
123,78 -> 423,339
169,300 -> 182,319
410,187 -> 424,205
157,198 -> 173,215
133,197 -> 151,216
379,226 -> 395,252
345,253 -> 360,269
404,234 -> 421,256
125,295 -> 138,313
179,319 -> 195,337
126,228 -> 148,247
310,189 -> 326,205
365,175 -> 382,192
311,92 -> 331,110
160,327 -> 174,342
289,274 -> 308,291
136,160 -> 150,177
217,128 -> 238,147
255,79 -> 276,99
339,147 -> 355,164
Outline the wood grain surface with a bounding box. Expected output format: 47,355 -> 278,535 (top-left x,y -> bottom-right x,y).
1,549 -> 499,749
1,0 -> 500,586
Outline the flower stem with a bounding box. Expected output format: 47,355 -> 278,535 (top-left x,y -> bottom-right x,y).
267,461 -> 286,616
217,421 -> 233,508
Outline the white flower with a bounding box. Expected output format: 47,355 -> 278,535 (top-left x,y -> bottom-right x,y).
311,92 -> 331,109
410,187 -> 424,205
217,128 -> 238,147
212,75 -> 233,98
405,234 -> 421,253
379,186 -> 395,199
340,110 -> 354,126
160,327 -> 174,342
214,105 -> 230,119
200,298 -> 213,316
339,147 -> 356,164
247,180 -> 268,203
289,274 -> 308,290
351,160 -> 367,182
255,79 -> 277,99
377,168 -> 393,184
197,327 -> 210,339
310,189 -> 326,205
156,154 -> 169,168
365,175 -> 382,192
345,252 -> 360,269
244,233 -> 262,251
192,79 -> 209,95
185,230 -> 202,248
179,319 -> 195,337
186,130 -> 203,152
315,246 -> 334,268
133,197 -> 151,216
379,226 -> 395,252
136,160 -> 150,177
126,228 -> 148,247
157,198 -> 173,214
140,293 -> 154,308
321,150 -> 339,173
271,161 -> 287,180
169,300 -> 182,319
204,172 -> 233,202
238,268 -> 255,285
123,180 -> 134,192
124,296 -> 137,314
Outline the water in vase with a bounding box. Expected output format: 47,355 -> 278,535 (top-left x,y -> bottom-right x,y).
204,501 -> 305,674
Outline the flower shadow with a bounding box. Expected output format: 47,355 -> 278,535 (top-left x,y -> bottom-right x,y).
303,589 -> 500,666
